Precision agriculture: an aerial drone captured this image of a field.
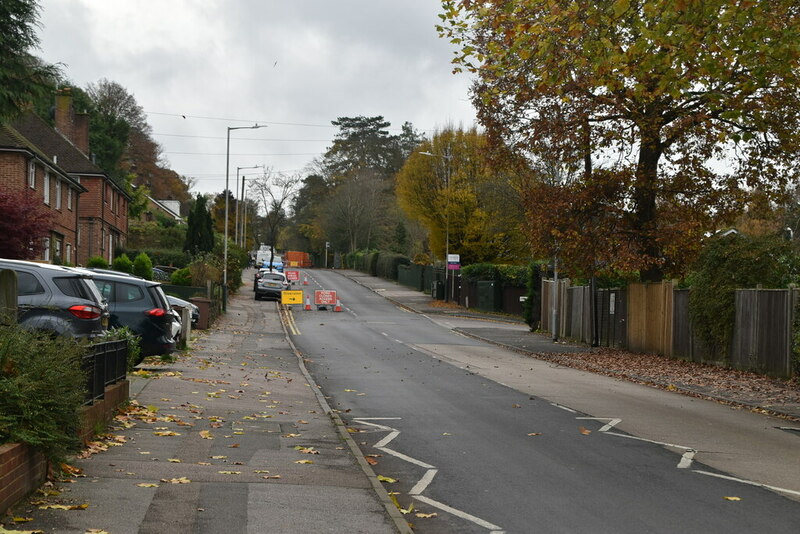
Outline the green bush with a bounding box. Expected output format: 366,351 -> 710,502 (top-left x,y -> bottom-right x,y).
112,253 -> 133,274
171,267 -> 193,286
0,326 -> 85,463
461,263 -> 499,282
96,327 -> 143,370
86,255 -> 109,269
123,248 -> 189,269
132,252 -> 153,280
376,253 -> 411,280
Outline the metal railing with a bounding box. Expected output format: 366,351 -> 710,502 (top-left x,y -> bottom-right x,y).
82,340 -> 128,404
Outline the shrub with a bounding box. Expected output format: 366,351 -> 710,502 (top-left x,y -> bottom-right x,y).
96,327 -> 142,370
0,326 -> 85,463
132,252 -> 153,280
171,268 -> 193,286
112,253 -> 133,274
376,253 -> 411,280
86,255 -> 109,269
461,263 -> 499,282
688,233 -> 799,359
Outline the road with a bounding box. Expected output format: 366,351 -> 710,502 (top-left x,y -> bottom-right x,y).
286,269 -> 800,534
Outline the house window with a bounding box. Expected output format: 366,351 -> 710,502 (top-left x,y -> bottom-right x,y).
67,188 -> 73,210
28,161 -> 36,188
66,243 -> 72,265
43,171 -> 50,205
42,237 -> 50,262
55,180 -> 62,210
53,235 -> 63,263
108,234 -> 114,263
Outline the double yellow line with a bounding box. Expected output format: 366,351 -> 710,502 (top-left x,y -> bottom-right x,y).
280,304 -> 301,335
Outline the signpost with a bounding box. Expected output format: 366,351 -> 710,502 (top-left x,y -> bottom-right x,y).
281,290 -> 304,305
285,270 -> 300,283
314,290 -> 337,310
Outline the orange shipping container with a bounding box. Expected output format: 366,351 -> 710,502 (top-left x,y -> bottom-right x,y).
284,251 -> 311,268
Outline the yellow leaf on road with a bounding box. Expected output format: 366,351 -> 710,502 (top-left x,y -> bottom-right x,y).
724,496 -> 742,501
38,503 -> 88,510
199,430 -> 213,439
211,455 -> 227,459
167,459 -> 181,463
295,460 -> 314,464
415,512 -> 437,519
153,431 -> 179,437
136,483 -> 159,488
12,517 -> 33,522
218,471 -> 241,475
160,477 -> 191,484
377,475 -> 397,483
527,432 -> 542,436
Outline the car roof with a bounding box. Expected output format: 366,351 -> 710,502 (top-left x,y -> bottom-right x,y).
89,269 -> 160,286
0,258 -> 87,275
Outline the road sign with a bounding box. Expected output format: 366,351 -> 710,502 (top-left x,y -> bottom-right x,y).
281,290 -> 304,305
285,270 -> 300,282
447,253 -> 461,270
314,290 -> 337,306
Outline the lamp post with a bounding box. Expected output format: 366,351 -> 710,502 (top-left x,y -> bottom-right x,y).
419,150 -> 453,301
224,124 -> 267,311
235,164 -> 264,247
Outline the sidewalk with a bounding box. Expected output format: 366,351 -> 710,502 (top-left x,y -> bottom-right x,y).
337,269 -> 800,420
6,288 -> 405,534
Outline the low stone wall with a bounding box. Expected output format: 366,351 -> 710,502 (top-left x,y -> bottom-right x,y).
0,380 -> 129,515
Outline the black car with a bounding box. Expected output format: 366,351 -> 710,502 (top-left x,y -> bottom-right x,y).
89,270 -> 176,357
0,258 -> 109,338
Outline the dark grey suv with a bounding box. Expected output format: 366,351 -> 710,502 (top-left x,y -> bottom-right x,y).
0,258 -> 109,338
89,270 -> 176,358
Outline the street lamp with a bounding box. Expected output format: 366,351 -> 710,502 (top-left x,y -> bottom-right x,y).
419,150 -> 453,301
224,124 -> 267,311
235,164 -> 264,246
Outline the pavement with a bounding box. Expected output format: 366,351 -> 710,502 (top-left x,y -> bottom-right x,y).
5,284 -> 408,534
336,269 -> 800,420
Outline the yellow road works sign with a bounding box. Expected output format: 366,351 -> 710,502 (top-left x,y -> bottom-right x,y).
281,290 -> 304,305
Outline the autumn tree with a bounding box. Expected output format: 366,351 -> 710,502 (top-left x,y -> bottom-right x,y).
0,0 -> 59,121
0,189 -> 54,259
439,0 -> 800,281
396,127 -> 527,265
249,170 -> 301,267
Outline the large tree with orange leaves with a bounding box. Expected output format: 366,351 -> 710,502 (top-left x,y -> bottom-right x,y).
439,0 -> 800,280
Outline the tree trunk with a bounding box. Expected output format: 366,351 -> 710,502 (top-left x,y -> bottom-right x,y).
634,130 -> 663,282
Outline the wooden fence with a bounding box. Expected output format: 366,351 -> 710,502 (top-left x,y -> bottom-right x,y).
541,279 -> 797,377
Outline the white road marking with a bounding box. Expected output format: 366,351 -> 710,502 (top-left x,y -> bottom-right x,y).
409,468 -> 438,495
693,470 -> 800,498
353,417 -> 504,533
677,450 -> 697,469
550,402 -> 578,413
576,417 -> 622,432
413,495 -> 504,531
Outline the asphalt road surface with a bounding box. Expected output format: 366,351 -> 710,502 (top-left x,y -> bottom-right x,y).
288,269 -> 800,534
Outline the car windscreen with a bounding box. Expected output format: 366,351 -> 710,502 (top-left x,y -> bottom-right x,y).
262,273 -> 285,281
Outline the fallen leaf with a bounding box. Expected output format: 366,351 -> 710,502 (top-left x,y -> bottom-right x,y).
253,470 -> 270,474
0,527 -> 44,534
512,404 -> 521,408
167,459 -> 181,463
346,428 -> 363,433
579,427 -> 592,435
527,433 -> 542,436
38,503 -> 89,510
377,475 -> 397,483
160,477 -> 191,484
282,433 -> 300,438
11,517 -> 33,522
136,483 -> 159,488
365,457 -> 378,465
229,443 -> 241,448
294,446 -> 319,455
153,431 -> 180,437
344,389 -> 358,392
294,460 -> 314,464
218,471 -> 241,475
199,430 -> 213,439
415,512 -> 437,519
442,433 -> 452,436
724,496 -> 742,501
262,475 -> 282,479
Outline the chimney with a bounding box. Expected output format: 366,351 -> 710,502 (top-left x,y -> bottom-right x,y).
54,88 -> 90,156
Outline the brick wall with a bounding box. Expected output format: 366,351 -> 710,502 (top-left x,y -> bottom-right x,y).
77,176 -> 128,266
0,443 -> 48,517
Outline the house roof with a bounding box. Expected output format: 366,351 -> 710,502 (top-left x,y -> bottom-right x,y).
0,120 -> 86,192
4,112 -> 130,199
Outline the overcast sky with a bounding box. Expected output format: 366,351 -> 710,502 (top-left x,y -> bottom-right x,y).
36,0 -> 478,197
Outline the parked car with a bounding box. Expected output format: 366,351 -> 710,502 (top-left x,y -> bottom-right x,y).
166,295 -> 199,326
89,270 -> 176,358
254,271 -> 290,300
0,258 -> 109,339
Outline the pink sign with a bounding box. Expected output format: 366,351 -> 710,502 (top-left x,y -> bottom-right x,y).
285,270 -> 300,281
315,290 -> 337,305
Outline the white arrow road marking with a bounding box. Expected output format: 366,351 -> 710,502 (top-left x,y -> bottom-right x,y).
353,417 -> 504,533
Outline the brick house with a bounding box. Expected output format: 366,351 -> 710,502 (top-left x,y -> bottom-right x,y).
51,92 -> 130,266
0,116 -> 86,264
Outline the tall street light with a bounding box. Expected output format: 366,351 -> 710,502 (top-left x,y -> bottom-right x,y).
420,150 -> 453,301
235,164 -> 264,246
224,124 -> 267,311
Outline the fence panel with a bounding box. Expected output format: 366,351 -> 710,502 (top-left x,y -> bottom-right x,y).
597,289 -> 626,348
731,289 -> 793,376
627,281 -> 673,355
83,340 -> 128,404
